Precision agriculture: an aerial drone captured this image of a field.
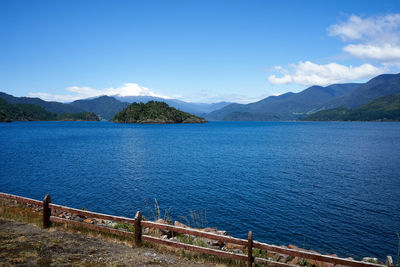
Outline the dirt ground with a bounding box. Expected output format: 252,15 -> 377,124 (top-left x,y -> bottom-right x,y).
0,218 -> 222,267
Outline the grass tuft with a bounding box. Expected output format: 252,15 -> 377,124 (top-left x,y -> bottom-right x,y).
114,222 -> 135,233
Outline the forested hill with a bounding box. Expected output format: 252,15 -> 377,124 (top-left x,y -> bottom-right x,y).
0,92 -> 84,114
0,98 -> 56,122
300,94 -> 400,121
112,101 -> 207,124
0,98 -> 99,122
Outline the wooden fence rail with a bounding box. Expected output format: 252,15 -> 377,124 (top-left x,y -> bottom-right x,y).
0,192 -> 394,267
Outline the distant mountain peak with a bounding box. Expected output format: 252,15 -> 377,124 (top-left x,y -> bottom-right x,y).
206,81 -> 363,121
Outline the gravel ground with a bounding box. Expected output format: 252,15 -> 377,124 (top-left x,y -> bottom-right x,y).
0,218 -> 222,266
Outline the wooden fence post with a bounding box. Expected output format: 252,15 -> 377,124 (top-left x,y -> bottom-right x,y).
42,194 -> 51,228
134,211 -> 142,246
386,256 -> 393,267
248,231 -> 253,267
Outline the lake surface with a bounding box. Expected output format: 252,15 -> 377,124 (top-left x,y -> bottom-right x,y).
1,121 -> 399,260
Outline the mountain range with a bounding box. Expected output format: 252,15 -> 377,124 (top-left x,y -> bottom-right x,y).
206,73 -> 400,121
206,83 -> 361,121
0,92 -> 231,120
1,73 -> 399,121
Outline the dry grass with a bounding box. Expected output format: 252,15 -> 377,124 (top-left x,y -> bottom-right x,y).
0,197 -> 269,266
0,198 -> 42,226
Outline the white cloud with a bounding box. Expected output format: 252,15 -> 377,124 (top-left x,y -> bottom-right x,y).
268,61 -> 385,86
29,83 -> 171,102
343,43 -> 400,63
267,14 -> 399,87
328,14 -> 400,64
182,92 -> 267,104
328,14 -> 400,42
268,74 -> 292,84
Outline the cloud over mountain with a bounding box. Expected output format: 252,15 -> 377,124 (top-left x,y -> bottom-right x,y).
29,83 -> 171,102
268,14 -> 399,87
268,61 -> 384,86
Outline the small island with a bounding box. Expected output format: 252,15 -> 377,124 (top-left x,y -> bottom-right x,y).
112,101 -> 207,124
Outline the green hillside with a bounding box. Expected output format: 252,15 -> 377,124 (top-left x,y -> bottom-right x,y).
0,92 -> 84,114
0,98 -> 57,121
301,94 -> 400,121
324,73 -> 400,109
112,101 -> 207,124
57,112 -> 100,121
0,98 -> 100,122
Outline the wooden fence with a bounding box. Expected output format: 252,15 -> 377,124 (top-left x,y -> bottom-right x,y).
0,192 -> 395,267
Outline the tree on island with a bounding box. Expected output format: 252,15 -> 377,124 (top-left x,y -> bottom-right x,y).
112,101 -> 207,124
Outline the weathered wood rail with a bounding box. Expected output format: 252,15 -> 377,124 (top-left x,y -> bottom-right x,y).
0,192 -> 395,267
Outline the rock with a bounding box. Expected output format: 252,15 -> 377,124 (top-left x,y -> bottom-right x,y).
217,230 -> 229,236
212,239 -> 224,248
286,245 -> 335,267
363,257 -> 379,264
288,244 -> 300,250
58,213 -> 64,218
225,243 -> 245,251
161,235 -> 168,240
83,218 -> 94,224
200,227 -> 218,233
154,219 -> 171,236
103,220 -> 114,227
174,221 -> 189,228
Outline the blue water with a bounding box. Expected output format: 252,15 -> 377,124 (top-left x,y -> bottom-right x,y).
1,121 -> 399,260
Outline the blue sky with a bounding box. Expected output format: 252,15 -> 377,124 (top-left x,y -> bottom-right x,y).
0,0 -> 399,103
